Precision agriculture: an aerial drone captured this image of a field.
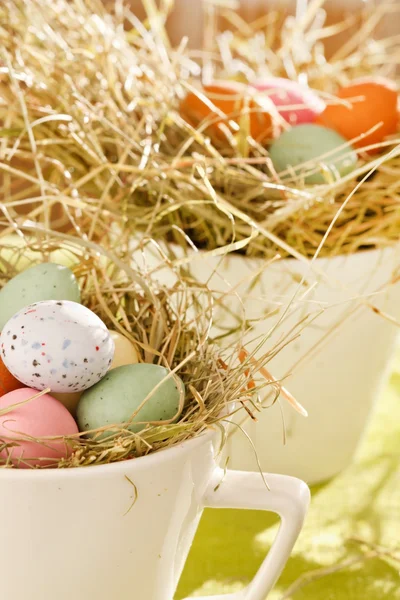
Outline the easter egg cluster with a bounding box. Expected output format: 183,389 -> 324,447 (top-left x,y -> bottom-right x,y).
180,77 -> 398,184
0,263 -> 183,468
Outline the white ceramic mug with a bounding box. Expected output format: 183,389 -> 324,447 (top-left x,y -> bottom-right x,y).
0,427 -> 309,600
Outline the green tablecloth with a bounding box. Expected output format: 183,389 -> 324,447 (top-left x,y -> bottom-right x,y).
176,350 -> 400,600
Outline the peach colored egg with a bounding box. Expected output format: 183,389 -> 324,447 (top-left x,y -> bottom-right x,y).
253,77 -> 325,125
0,387 -> 78,468
316,79 -> 398,153
109,331 -> 139,369
52,391 -> 82,416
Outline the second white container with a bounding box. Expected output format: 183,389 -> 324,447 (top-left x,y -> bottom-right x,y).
187,245 -> 400,484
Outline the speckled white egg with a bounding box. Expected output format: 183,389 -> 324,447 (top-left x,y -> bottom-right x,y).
51,330 -> 139,416
0,300 -> 114,393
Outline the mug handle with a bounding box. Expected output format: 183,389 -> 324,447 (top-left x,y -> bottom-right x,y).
184,469 -> 310,600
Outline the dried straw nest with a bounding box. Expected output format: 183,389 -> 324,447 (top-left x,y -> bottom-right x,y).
0,227 -> 305,468
0,0 -> 399,262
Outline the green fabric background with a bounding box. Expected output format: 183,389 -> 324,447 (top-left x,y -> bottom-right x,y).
176,350 -> 400,599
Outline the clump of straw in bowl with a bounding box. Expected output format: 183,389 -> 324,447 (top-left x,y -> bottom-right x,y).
1,0 -> 399,263
0,225 -> 306,469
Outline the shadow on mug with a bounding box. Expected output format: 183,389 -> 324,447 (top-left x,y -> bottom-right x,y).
0,425 -> 309,600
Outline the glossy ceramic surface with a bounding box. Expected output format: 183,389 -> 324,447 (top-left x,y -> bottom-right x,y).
138,242 -> 400,484
190,245 -> 400,484
0,428 -> 309,600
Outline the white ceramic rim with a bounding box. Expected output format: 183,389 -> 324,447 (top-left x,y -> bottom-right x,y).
214,242 -> 397,266
0,424 -> 221,480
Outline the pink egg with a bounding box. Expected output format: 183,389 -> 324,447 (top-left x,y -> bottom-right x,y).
0,387 -> 79,468
253,78 -> 325,125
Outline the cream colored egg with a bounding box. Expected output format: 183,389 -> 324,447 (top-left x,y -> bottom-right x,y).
52,392 -> 82,416
109,331 -> 139,369
50,248 -> 81,270
0,234 -> 81,273
0,235 -> 44,272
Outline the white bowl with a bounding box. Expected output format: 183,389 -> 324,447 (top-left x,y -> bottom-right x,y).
132,240 -> 400,483
187,245 -> 400,484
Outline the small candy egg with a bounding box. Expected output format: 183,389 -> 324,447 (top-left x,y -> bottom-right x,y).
0,356 -> 24,397
52,391 -> 82,416
77,363 -> 184,436
0,263 -> 81,330
180,81 -> 279,142
269,124 -> 358,184
0,235 -> 44,273
0,387 -> 79,468
51,333 -> 139,418
315,79 -> 398,153
253,77 -> 325,125
0,300 -> 115,393
0,234 -> 82,274
109,330 -> 139,369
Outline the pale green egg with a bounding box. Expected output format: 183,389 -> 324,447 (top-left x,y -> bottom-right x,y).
76,363 -> 184,436
0,263 -> 81,329
269,124 -> 358,184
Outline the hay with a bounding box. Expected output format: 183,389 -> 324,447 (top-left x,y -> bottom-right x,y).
0,227 -> 307,468
0,0 -> 315,469
0,0 -> 399,261
0,0 -> 397,467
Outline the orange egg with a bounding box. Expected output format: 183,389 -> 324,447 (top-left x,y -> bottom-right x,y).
316,79 -> 398,153
179,81 -> 278,143
0,356 -> 24,397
